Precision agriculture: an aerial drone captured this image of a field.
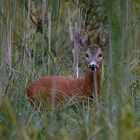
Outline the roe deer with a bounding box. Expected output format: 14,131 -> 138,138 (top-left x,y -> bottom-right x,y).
26,31 -> 108,105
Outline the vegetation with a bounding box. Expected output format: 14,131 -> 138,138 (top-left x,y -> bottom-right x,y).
0,0 -> 140,139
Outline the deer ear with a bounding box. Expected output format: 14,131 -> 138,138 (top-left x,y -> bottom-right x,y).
101,36 -> 109,49
96,23 -> 109,49
74,32 -> 90,50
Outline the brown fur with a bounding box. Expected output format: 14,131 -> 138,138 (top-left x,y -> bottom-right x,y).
26,64 -> 102,105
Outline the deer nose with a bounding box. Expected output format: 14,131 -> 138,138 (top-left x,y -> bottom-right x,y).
89,64 -> 98,71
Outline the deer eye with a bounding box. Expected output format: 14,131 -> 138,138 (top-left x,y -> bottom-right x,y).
85,53 -> 89,58
98,53 -> 102,58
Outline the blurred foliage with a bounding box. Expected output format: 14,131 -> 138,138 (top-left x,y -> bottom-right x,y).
0,0 -> 140,140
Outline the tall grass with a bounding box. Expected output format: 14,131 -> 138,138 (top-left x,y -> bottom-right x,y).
0,0 -> 140,140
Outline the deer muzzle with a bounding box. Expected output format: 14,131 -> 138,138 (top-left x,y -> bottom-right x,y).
88,64 -> 98,71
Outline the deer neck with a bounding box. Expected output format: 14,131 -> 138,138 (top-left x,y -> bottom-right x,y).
83,64 -> 102,97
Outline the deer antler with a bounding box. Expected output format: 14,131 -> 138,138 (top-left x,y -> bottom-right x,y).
97,23 -> 104,45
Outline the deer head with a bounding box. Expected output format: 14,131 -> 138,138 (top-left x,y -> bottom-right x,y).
74,29 -> 108,72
